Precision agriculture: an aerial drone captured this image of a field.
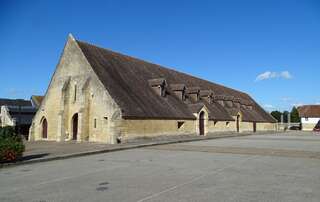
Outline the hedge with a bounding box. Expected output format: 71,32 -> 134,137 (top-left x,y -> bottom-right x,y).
0,126 -> 25,162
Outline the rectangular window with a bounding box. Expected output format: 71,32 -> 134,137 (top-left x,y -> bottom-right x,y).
226,122 -> 230,127
94,118 -> 97,128
177,121 -> 185,129
305,117 -> 308,121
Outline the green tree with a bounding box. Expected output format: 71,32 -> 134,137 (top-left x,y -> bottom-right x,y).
290,106 -> 300,123
270,111 -> 282,122
283,111 -> 289,123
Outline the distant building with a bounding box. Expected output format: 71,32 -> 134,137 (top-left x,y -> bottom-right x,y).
297,105 -> 320,131
0,96 -> 43,138
28,34 -> 277,144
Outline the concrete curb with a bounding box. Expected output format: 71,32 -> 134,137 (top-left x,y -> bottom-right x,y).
0,132 -> 266,168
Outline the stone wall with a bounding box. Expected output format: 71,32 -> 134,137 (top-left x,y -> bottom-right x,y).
121,119 -> 195,141
240,122 -> 254,132
119,117 -> 276,142
256,122 -> 277,131
207,120 -> 236,133
29,35 -> 121,144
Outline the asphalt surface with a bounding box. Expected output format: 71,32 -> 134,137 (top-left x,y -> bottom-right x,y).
14,132 -> 245,165
1,131 -> 320,202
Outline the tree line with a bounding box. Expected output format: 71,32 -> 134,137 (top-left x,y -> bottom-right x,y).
270,106 -> 300,123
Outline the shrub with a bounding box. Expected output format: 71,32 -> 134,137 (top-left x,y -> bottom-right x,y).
0,126 -> 25,162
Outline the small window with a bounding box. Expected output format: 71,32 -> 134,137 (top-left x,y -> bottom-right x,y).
74,85 -> 77,102
214,121 -> 218,126
94,118 -> 97,128
305,117 -> 309,121
177,121 -> 185,129
226,122 -> 230,127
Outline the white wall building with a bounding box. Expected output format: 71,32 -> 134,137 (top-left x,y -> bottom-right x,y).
298,105 -> 320,131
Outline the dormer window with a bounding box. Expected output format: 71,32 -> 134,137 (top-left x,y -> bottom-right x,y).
170,84 -> 186,101
148,78 -> 167,97
214,95 -> 225,106
200,90 -> 214,103
186,87 -> 200,102
233,98 -> 241,109
225,96 -> 234,108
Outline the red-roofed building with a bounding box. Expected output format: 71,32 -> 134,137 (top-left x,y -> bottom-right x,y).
297,105 -> 320,131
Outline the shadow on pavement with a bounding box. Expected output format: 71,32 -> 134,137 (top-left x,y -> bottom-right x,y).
20,153 -> 50,161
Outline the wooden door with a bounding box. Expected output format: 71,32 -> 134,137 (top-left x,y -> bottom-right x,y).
236,115 -> 240,132
72,114 -> 78,140
199,112 -> 205,135
42,119 -> 47,138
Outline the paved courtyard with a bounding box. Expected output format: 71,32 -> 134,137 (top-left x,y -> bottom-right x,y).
1,131 -> 320,202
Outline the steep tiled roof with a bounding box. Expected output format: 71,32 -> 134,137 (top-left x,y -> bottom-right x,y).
76,40 -> 276,123
298,105 -> 320,118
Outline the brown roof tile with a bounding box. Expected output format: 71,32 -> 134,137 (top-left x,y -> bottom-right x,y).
298,105 -> 320,117
76,40 -> 276,123
170,84 -> 186,91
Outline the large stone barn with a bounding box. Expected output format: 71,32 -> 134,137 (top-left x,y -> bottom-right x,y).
29,34 -> 277,144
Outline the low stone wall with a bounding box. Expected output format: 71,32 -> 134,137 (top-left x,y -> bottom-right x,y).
121,119 -> 195,141
207,120 -> 236,133
257,122 -> 277,131
241,122 -> 254,132
120,119 -> 277,142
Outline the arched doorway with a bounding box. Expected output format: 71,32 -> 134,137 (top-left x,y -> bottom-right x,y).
72,113 -> 78,140
42,118 -> 48,139
236,114 -> 240,132
199,111 -> 205,135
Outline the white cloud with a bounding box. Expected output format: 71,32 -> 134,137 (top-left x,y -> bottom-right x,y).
255,71 -> 293,81
255,71 -> 277,81
280,71 -> 293,79
263,104 -> 275,109
291,103 -> 304,107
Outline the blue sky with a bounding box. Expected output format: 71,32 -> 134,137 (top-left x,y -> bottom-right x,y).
1,0 -> 319,111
